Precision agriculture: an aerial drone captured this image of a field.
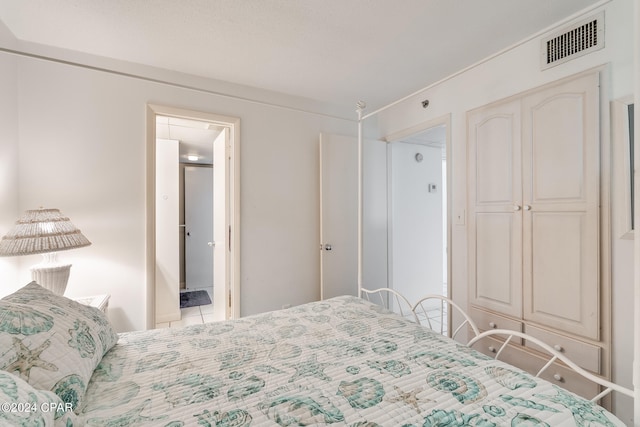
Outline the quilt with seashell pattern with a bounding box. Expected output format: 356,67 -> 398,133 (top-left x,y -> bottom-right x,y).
77,295 -> 624,426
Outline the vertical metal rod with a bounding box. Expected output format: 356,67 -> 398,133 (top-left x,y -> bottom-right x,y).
634,0 -> 640,423
357,102 -> 365,296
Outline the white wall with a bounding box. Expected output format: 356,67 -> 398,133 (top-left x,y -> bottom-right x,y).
3,51 -> 355,332
0,38 -> 19,289
368,0 -> 634,422
390,143 -> 443,303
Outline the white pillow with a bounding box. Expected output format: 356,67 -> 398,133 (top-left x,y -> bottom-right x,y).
0,282 -> 118,412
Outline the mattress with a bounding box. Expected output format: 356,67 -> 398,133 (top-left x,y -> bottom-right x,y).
78,296 -> 624,426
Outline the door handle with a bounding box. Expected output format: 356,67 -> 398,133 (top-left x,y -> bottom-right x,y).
324,244 -> 332,251
208,242 -> 215,247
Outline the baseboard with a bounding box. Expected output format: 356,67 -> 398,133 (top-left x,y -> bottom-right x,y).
155,309 -> 181,324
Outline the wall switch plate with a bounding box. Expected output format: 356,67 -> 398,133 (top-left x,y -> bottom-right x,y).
455,209 -> 466,225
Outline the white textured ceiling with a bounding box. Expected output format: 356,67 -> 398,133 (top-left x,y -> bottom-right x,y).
156,116 -> 220,165
0,0 -> 601,111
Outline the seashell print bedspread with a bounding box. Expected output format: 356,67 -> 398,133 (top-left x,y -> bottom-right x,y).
77,296 -> 624,426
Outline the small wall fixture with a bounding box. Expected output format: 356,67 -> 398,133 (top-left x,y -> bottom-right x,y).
421,99 -> 430,109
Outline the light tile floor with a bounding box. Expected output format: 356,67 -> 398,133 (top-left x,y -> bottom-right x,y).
412,281 -> 449,335
155,286 -> 212,329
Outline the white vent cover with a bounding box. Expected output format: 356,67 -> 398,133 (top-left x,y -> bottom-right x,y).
541,12 -> 604,70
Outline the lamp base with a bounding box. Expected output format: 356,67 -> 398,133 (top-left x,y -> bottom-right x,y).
30,253 -> 72,295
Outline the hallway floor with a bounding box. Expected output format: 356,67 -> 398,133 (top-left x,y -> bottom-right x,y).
155,286 -> 212,328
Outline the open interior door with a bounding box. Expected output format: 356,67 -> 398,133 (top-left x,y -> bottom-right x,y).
320,133 -> 358,299
155,138 -> 181,323
212,128 -> 229,319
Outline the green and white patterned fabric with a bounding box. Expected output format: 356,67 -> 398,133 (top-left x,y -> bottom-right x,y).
75,296 -> 624,426
0,370 -> 77,427
0,282 -> 118,414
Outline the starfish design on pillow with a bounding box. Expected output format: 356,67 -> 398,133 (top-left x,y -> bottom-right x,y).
5,337 -> 58,381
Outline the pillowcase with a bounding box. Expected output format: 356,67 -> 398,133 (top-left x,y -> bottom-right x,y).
0,369 -> 77,426
0,281 -> 118,413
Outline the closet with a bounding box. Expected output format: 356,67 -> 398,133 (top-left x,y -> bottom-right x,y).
467,70 -> 608,399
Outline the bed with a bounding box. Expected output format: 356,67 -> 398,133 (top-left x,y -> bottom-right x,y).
0,282 -> 628,426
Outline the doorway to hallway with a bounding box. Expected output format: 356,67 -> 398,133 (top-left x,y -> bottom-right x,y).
386,117 -> 451,334
146,104 -> 240,329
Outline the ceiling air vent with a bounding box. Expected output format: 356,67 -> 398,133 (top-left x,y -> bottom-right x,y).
541,12 -> 604,70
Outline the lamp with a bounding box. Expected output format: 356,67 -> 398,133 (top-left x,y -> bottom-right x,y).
0,208 -> 91,294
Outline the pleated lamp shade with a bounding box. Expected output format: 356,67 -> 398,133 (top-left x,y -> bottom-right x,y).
0,208 -> 91,294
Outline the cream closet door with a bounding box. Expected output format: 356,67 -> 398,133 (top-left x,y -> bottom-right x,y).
319,133 -> 358,299
522,73 -> 600,339
468,99 -> 523,318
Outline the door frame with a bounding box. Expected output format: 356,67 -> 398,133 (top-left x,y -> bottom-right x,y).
146,104 -> 241,328
383,114 -> 452,302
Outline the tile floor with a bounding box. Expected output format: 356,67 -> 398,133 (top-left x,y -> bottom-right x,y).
155,286 -> 212,329
412,281 -> 450,335
415,306 -> 448,335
